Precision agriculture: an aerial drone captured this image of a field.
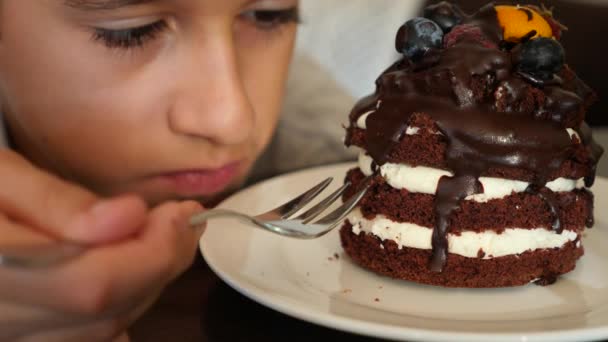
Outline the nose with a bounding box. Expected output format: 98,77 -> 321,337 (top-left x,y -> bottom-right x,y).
168,27 -> 255,146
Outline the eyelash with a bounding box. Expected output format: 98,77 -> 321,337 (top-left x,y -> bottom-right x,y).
240,7 -> 301,31
92,7 -> 300,50
93,20 -> 167,49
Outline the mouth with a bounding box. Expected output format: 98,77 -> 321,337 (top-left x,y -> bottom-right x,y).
156,161 -> 244,197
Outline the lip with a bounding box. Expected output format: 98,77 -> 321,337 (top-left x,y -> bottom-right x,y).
156,161 -> 243,197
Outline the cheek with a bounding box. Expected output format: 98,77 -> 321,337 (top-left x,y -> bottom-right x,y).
0,5 -> 172,185
238,28 -> 297,153
0,38 -> 165,183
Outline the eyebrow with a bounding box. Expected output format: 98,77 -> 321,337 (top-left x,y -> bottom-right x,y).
64,0 -> 155,10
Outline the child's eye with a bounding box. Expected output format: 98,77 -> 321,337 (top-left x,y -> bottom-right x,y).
92,20 -> 167,49
240,7 -> 300,31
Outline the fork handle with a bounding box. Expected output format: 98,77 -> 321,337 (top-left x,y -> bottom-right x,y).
189,209 -> 258,227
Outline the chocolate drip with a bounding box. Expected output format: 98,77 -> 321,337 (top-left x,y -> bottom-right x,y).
587,216 -> 595,228
364,98 -> 409,165
578,123 -> 605,187
525,185 -> 562,233
348,3 -> 603,272
586,166 -> 597,189
541,87 -> 584,125
371,161 -> 379,173
431,175 -> 482,271
583,188 -> 595,228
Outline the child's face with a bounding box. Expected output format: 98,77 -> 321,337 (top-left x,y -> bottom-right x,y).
0,0 -> 298,205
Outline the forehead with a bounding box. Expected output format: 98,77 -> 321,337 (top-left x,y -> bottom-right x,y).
64,0 -> 155,10
62,0 -> 262,13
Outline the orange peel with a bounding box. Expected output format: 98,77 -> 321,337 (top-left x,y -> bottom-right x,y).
495,5 -> 553,42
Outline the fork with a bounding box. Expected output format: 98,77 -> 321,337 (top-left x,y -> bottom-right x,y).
189,177 -> 369,239
0,178 -> 368,268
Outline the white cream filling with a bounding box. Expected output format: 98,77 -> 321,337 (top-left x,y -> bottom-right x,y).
356,111 -> 373,129
358,152 -> 583,202
567,128 -> 580,140
405,126 -> 420,135
357,114 -> 579,145
356,114 -> 422,136
347,209 -> 578,259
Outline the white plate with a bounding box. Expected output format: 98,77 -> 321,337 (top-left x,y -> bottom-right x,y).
200,163 -> 608,342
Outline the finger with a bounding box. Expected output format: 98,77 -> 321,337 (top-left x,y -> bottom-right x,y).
64,201 -> 205,315
65,195 -> 148,244
0,301 -> 60,341
15,290 -> 157,342
19,310 -> 136,342
0,300 -> 93,341
17,319 -> 126,342
35,289 -> 162,342
0,150 -> 147,244
35,285 -> 162,342
0,214 -> 79,267
0,276 -> 165,341
0,201 -> 204,314
0,213 -> 57,250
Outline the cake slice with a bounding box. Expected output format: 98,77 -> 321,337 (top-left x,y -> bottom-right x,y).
340,2 -> 604,288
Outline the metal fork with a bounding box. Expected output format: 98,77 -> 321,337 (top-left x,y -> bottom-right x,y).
0,178 -> 368,268
189,177 -> 369,239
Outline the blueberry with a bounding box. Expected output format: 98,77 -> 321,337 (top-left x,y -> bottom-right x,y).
424,2 -> 466,33
515,38 -> 565,80
396,18 -> 444,61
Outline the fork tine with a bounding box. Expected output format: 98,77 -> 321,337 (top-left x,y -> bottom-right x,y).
312,183 -> 370,227
264,177 -> 333,219
295,182 -> 351,224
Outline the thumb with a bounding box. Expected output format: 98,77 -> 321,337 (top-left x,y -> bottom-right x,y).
67,195 -> 148,244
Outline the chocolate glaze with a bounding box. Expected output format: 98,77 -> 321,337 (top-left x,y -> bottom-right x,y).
469,3 -> 503,42
525,185 -> 562,233
516,72 -> 562,87
579,122 -> 604,187
583,188 -> 595,228
432,42 -> 510,106
432,175 -> 482,272
347,4 -> 604,272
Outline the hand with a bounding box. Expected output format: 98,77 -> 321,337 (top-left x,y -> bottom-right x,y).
0,150 -> 205,342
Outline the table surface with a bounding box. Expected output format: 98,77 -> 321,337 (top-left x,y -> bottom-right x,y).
130,0 -> 608,339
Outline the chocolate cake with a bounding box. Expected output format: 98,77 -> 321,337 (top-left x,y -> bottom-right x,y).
340,2 -> 604,288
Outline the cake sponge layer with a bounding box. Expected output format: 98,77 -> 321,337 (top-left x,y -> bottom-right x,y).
340,222 -> 583,288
